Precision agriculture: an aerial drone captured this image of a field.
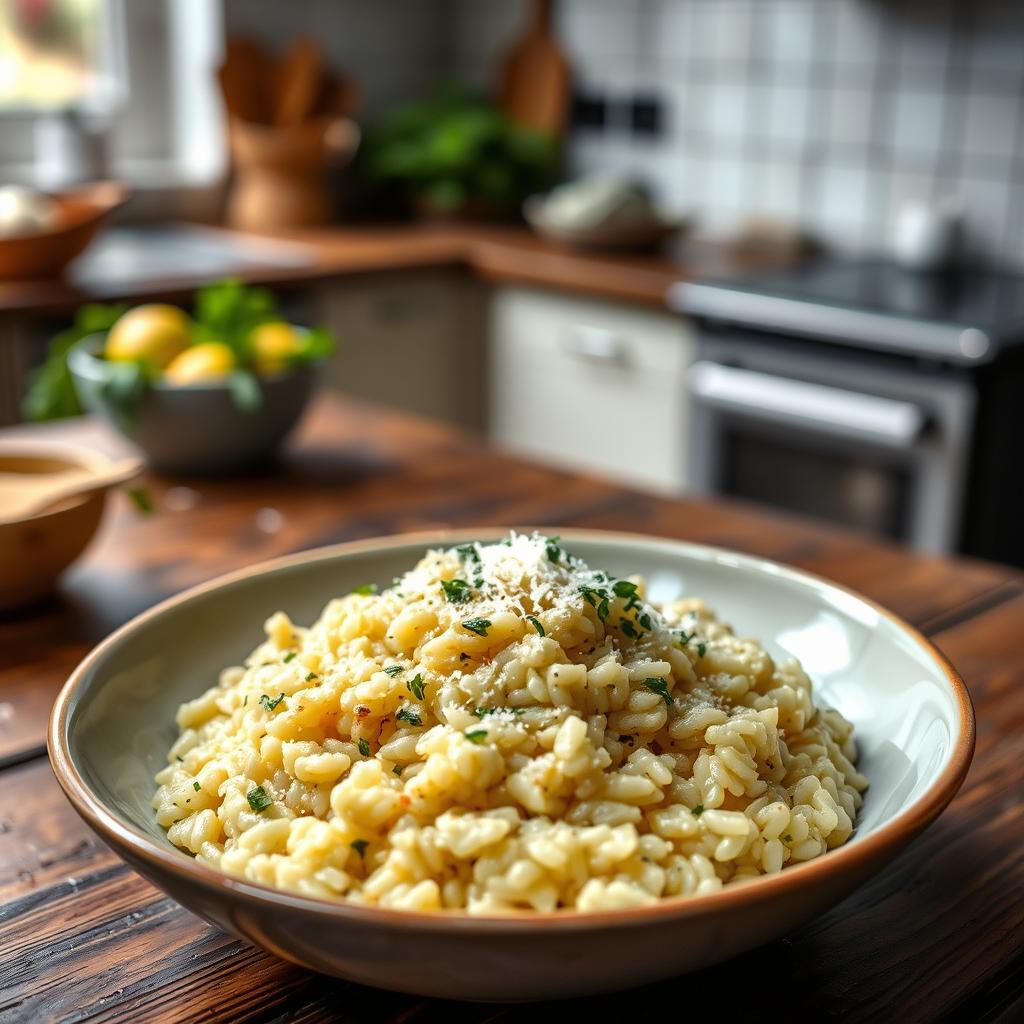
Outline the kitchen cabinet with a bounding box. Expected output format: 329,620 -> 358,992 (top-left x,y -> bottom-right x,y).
488,286 -> 694,492
316,270 -> 488,433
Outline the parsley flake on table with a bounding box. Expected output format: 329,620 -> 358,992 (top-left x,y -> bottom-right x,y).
396,706 -> 422,726
441,578 -> 472,604
247,786 -> 272,813
461,617 -> 491,637
643,677 -> 673,707
259,692 -> 285,712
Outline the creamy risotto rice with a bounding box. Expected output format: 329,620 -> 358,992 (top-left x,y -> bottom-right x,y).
154,534 -> 867,913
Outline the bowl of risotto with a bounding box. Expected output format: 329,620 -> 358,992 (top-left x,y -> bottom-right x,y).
49,530 -> 973,1000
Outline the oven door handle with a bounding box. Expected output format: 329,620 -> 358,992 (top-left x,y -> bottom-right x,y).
687,361 -> 928,449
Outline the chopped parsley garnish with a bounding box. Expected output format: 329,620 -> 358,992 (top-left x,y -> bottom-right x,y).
678,629 -> 695,645
697,642 -> 707,658
393,764 -> 404,776
643,677 -> 673,707
526,614 -> 545,636
639,613 -> 652,630
350,839 -> 369,859
358,738 -> 371,757
407,674 -> 426,701
545,537 -> 562,563
692,804 -> 704,817
283,652 -> 297,663
620,619 -> 638,639
474,706 -> 525,717
247,786 -> 272,813
465,728 -> 488,744
193,781 -> 201,792
259,692 -> 285,712
304,671 -> 318,682
612,580 -> 638,598
461,617 -> 491,637
396,706 -> 422,727
352,583 -> 377,595
383,665 -> 404,677
441,578 -> 472,603
456,543 -> 481,564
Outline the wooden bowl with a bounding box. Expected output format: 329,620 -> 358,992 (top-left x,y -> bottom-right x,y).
0,182 -> 129,281
0,441 -> 113,611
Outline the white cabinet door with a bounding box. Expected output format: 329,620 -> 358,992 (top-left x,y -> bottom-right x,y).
489,286 -> 694,492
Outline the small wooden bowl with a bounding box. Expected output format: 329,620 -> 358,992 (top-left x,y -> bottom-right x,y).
0,181 -> 129,281
0,442 -> 113,611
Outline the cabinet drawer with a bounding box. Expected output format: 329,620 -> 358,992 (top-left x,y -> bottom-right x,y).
489,287 -> 693,492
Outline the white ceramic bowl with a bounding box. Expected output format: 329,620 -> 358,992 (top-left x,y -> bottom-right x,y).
50,529 -> 974,1000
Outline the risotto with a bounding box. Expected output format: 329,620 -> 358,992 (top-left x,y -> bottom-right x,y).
154,533 -> 867,913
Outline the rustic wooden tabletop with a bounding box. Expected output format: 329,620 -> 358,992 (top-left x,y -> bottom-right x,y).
1,394 -> 1022,1023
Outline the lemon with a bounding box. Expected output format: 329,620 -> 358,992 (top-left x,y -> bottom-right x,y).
163,342 -> 236,385
105,304 -> 191,368
250,321 -> 301,375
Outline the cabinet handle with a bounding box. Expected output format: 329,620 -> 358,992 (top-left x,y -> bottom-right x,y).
563,325 -> 628,365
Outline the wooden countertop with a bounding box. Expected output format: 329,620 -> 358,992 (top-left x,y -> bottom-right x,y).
0,221 -> 789,318
2,395 -> 1022,1021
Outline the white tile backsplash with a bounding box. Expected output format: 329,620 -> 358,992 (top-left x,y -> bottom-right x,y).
446,0 -> 1024,268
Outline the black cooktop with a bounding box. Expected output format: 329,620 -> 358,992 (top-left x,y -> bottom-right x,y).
725,260 -> 1024,333
670,259 -> 1024,364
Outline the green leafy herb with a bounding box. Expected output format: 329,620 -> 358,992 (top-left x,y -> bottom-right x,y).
384,665 -> 404,677
643,677 -> 673,707
612,580 -> 638,598
350,838 -> 369,859
678,629 -> 695,645
473,706 -> 525,717
247,786 -> 272,813
545,536 -> 562,563
353,583 -> 378,596
126,485 -> 155,515
639,613 -> 652,631
393,764 -> 404,776
22,303 -> 127,421
358,738 -> 371,757
407,674 -> 426,701
304,671 -> 318,682
227,369 -> 262,413
456,542 -> 480,563
461,617 -> 491,637
465,728 -> 488,744
692,805 -> 704,817
193,781 -> 201,792
697,642 -> 707,658
441,578 -> 472,603
259,692 -> 285,712
620,619 -> 638,639
283,652 -> 297,663
597,597 -> 610,620
526,614 -> 545,636
396,706 -> 422,727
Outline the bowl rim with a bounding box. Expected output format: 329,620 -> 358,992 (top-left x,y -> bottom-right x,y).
48,526 -> 976,932
67,331 -> 319,392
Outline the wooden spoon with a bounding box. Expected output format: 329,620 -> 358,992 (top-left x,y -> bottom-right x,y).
0,458 -> 142,524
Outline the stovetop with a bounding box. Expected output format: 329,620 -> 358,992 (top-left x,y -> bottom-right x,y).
669,259 -> 1024,365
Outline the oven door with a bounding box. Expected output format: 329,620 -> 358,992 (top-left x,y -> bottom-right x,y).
685,339 -> 975,552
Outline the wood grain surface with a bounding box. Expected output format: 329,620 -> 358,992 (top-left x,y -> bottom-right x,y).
1,395 -> 1022,1023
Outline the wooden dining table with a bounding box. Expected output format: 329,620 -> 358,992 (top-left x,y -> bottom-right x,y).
1,393 -> 1022,1023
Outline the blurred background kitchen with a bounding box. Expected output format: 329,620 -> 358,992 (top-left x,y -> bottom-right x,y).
2,0 -> 1023,570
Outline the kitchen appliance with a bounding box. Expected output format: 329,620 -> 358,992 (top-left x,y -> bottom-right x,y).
670,261 -> 1024,565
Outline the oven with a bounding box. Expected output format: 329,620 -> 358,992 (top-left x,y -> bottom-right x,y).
686,329 -> 977,552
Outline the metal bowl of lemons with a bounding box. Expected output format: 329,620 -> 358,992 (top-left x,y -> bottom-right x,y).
66,282 -> 333,475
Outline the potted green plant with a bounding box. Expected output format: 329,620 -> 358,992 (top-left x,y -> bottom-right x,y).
361,85 -> 557,220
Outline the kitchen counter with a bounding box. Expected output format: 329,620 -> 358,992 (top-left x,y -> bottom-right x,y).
1,394 -> 1023,1021
0,221 -> 797,319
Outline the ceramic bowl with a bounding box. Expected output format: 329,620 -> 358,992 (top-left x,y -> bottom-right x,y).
49,529 -> 974,1001
68,334 -> 317,475
0,441 -> 115,611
